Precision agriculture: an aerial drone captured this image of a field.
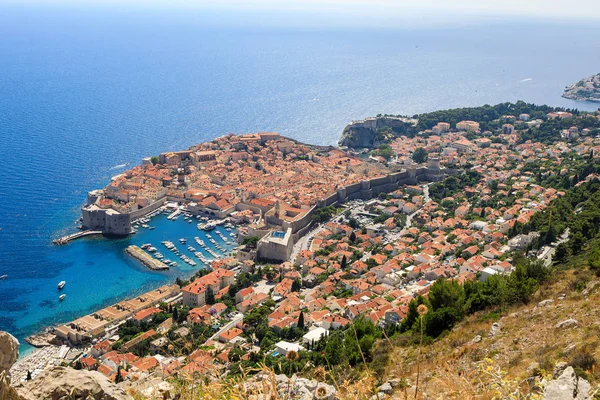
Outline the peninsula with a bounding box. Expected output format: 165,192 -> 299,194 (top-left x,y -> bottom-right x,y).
563,73 -> 600,102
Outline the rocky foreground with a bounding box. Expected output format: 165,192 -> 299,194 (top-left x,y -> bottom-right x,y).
563,73 -> 600,102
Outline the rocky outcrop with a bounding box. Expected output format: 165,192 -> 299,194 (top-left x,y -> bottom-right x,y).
243,372 -> 336,400
0,331 -> 23,400
16,367 -> 131,400
338,116 -> 417,149
555,319 -> 579,329
544,366 -> 590,400
563,73 -> 600,102
0,331 -> 19,377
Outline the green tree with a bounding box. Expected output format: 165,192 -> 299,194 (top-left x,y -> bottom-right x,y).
589,246 -> 600,275
340,255 -> 347,270
115,365 -> 123,383
150,156 -> 159,165
26,370 -> 32,381
242,236 -> 260,249
412,147 -> 428,164
349,231 -> 357,243
555,242 -> 570,264
206,288 -> 215,305
297,311 -> 305,329
291,278 -> 301,292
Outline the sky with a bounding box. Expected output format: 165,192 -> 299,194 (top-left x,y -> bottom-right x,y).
3,0 -> 600,29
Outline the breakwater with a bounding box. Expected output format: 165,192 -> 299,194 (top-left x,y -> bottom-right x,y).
125,245 -> 169,271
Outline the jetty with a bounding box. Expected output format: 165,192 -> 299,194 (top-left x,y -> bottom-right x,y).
125,245 -> 169,270
167,209 -> 181,220
53,230 -> 102,245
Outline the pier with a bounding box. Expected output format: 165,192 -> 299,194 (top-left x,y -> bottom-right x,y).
53,230 -> 102,245
125,245 -> 169,270
167,209 -> 181,220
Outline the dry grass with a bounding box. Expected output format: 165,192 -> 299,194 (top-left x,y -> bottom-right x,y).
382,268 -> 600,399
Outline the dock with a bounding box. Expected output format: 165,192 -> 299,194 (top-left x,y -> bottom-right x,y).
53,230 -> 102,245
125,245 -> 169,270
167,209 -> 181,220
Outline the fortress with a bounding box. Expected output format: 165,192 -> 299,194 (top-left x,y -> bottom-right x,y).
79,133 -> 448,261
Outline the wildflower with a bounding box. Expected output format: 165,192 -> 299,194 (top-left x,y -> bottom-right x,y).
417,304 -> 429,316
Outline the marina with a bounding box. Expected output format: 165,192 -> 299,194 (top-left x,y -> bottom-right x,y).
5,206 -> 239,358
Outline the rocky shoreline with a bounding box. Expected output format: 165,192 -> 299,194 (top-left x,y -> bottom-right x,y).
562,73 -> 600,102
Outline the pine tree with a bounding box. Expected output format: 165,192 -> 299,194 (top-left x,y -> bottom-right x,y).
26,370 -> 32,381
297,311 -> 305,329
206,288 -> 215,305
115,365 -> 123,383
172,306 -> 179,322
341,255 -> 347,270
349,231 -> 357,243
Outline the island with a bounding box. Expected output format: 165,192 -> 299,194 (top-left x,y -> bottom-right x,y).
563,73 -> 600,102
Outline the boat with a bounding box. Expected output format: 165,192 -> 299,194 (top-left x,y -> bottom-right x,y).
203,223 -> 216,231
57,281 -> 66,290
149,226 -> 155,230
0,275 -> 7,280
59,294 -> 66,301
179,238 -> 187,244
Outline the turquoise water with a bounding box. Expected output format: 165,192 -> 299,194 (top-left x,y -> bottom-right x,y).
12,214 -> 236,356
1,5 -> 600,356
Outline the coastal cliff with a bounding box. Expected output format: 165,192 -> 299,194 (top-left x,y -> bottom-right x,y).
563,73 -> 600,102
338,116 -> 417,148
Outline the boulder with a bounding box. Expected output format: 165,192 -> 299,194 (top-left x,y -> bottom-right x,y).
538,299 -> 554,307
555,319 -> 579,329
488,322 -> 501,337
544,366 -> 590,400
16,367 -> 131,400
581,281 -> 600,297
553,362 -> 569,379
0,331 -> 19,377
468,335 -> 482,345
378,382 -> 393,394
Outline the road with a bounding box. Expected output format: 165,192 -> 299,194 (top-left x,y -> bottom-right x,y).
290,223 -> 327,264
539,228 -> 570,267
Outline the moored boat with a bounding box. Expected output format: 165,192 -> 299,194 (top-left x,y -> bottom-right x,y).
57,280 -> 66,290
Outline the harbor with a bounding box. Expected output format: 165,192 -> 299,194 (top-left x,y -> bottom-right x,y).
5,205 -> 240,360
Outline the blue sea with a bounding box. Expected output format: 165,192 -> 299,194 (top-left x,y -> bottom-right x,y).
0,5 -> 599,356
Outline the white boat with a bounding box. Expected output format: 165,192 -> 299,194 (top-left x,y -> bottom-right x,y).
59,294 -> 66,301
179,238 -> 187,244
0,275 -> 7,280
203,223 -> 216,231
57,281 -> 66,290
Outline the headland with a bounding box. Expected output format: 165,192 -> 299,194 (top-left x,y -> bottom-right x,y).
563,73 -> 600,102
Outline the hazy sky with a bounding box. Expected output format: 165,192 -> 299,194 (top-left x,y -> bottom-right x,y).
5,0 -> 600,28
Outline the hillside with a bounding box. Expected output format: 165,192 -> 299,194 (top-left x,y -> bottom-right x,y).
563,74 -> 600,102
374,259 -> 600,399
